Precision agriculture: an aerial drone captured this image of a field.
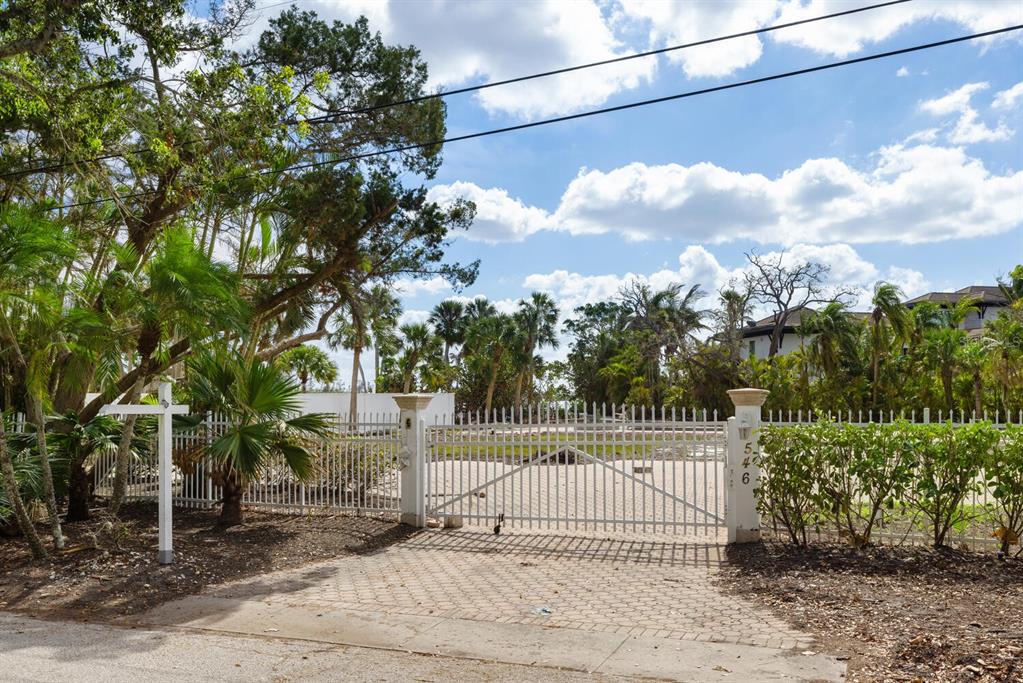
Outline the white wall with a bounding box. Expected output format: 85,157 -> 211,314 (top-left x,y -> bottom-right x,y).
739,332 -> 809,360
298,392 -> 455,423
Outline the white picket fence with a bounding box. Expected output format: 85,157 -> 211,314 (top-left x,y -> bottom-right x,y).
91,412 -> 404,516
81,402 -> 1021,551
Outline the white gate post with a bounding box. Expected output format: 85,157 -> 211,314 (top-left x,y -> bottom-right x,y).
394,394 -> 434,527
726,388 -> 769,544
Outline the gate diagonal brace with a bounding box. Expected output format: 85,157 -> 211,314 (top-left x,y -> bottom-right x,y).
428,444 -> 723,523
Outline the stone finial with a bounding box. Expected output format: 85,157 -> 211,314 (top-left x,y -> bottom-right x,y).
727,388 -> 770,408
392,394 -> 436,411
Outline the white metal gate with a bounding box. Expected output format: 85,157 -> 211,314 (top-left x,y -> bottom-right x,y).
425,406 -> 727,535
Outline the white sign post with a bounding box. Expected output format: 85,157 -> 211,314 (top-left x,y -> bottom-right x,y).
99,381 -> 189,564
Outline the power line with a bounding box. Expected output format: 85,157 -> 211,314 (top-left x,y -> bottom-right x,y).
302,0 -> 915,123
3,0 -> 911,179
46,22 -> 1023,212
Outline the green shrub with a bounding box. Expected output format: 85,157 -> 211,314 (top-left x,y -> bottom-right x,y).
818,422 -> 916,548
987,425 -> 1023,555
757,423 -> 830,545
758,421 -> 999,549
908,421 -> 999,548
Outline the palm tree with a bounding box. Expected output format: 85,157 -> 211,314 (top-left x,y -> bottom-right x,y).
278,345 -> 338,391
367,286 -> 401,391
512,292 -> 559,409
941,295 -> 980,329
464,297 -> 497,323
956,340 -> 987,416
397,323 -> 440,392
868,282 -> 909,407
619,281 -> 705,404
997,265 -> 1023,305
464,314 -> 518,415
429,299 -> 465,363
714,288 -> 753,364
924,327 -> 967,415
798,301 -> 859,380
0,205 -> 71,547
983,314 -> 1023,415
187,352 -> 332,526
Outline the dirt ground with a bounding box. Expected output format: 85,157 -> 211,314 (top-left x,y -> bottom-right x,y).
717,542 -> 1023,682
0,503 -> 414,620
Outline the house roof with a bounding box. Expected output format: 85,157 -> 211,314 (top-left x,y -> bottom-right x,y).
904,285 -> 1008,307
742,306 -> 814,338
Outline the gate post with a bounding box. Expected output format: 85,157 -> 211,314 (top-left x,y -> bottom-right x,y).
726,388 -> 769,544
394,394 -> 434,528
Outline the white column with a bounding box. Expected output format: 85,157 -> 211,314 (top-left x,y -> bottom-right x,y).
157,381 -> 174,564
726,388 -> 769,544
394,394 -> 434,528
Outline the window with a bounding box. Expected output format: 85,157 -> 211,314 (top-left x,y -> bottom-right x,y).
748,340 -> 756,358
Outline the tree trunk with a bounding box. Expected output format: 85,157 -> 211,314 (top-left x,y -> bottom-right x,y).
218,470 -> 244,527
349,343 -> 362,424
942,366 -> 954,416
0,420 -> 48,559
25,394 -> 63,549
300,371 -> 308,392
374,349 -> 380,392
485,360 -> 499,416
66,460 -> 92,522
513,371 -> 524,412
769,324 -> 784,357
110,378 -> 144,516
973,370 -> 983,417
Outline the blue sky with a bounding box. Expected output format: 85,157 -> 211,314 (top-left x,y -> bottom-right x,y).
221,0 -> 1023,380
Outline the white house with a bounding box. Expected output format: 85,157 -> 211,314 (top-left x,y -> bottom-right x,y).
739,307 -> 819,360
903,285 -> 1010,333
738,285 -> 1011,360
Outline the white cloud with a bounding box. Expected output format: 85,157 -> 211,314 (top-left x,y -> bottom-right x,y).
444,143 -> 1023,246
993,81 -> 1023,109
769,0 -> 1023,58
553,145 -> 1022,244
399,309 -> 431,326
920,82 -> 990,116
427,182 -> 551,243
619,0 -> 780,78
237,0 -> 1023,120
919,82 -> 1013,144
896,66 -> 910,77
904,128 -> 940,144
392,276 -> 451,297
524,244 -> 930,317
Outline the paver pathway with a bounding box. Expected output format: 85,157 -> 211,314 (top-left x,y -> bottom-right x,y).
195,528 -> 807,649
130,527 -> 844,681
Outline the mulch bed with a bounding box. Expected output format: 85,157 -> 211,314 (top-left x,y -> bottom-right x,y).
717,542 -> 1023,682
0,503 -> 414,620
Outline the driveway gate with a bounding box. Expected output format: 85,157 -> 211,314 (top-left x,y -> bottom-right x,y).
424,406 -> 727,535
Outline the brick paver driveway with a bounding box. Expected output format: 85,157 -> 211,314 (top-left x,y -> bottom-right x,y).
204,527 -> 808,650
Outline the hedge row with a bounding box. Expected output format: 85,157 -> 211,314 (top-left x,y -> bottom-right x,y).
755,422 -> 1023,552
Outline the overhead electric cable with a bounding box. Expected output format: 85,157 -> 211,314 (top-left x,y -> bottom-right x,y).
2,0 -> 911,179
46,22 -> 1023,212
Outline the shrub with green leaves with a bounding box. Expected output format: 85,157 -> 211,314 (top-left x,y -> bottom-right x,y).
758,421 -> 1000,549
908,421 -> 999,548
817,422 -> 916,548
987,425 -> 1023,555
756,423 -> 830,545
